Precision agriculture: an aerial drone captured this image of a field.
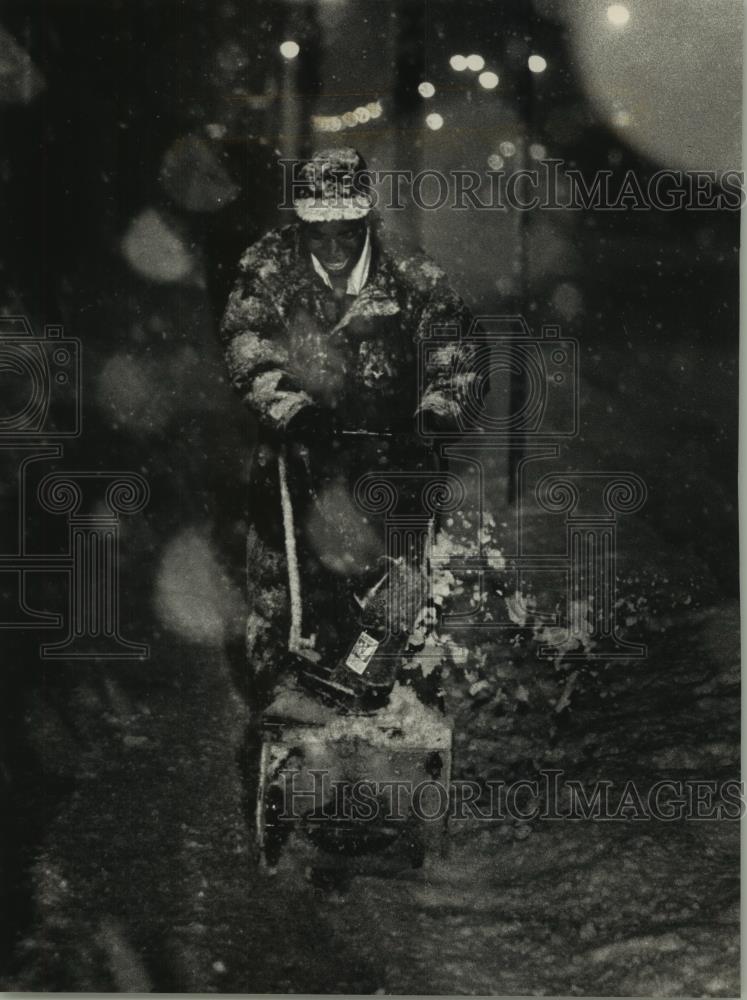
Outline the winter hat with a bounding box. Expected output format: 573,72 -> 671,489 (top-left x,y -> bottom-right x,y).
293,147 -> 374,222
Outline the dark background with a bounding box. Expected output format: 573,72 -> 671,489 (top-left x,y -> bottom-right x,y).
0,0 -> 741,992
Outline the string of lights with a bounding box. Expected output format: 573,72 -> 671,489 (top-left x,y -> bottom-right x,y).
278,4 -> 637,141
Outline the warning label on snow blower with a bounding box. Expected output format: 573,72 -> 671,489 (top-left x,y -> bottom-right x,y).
345,631 -> 380,675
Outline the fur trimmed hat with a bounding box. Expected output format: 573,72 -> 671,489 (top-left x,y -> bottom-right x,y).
293,147 -> 373,222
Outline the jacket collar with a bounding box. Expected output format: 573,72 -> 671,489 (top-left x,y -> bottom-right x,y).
287,223 -> 400,329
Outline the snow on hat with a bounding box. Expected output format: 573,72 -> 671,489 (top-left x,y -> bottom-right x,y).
293,147 -> 373,222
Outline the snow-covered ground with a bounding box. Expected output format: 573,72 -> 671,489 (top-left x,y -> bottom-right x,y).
8,601 -> 738,995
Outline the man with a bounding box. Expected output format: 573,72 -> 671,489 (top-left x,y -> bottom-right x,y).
220,148 -> 474,706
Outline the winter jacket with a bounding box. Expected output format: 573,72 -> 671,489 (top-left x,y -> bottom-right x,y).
220,220 -> 473,443
219,221 -> 475,679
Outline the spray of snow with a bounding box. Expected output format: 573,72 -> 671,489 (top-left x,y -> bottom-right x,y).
305,478 -> 381,575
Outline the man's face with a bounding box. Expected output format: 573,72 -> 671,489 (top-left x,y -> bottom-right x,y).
302,219 -> 367,277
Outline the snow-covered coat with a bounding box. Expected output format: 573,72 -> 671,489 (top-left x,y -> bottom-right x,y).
219,221 -> 474,691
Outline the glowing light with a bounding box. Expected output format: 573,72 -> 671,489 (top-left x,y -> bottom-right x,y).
425,112 -> 444,130
313,102 -> 379,132
449,54 -> 468,71
312,115 -> 344,132
568,0 -> 740,173
478,71 -> 499,90
606,4 -> 630,26
279,40 -> 300,59
528,54 -> 547,73
487,153 -> 504,170
529,142 -> 547,159
418,81 -> 436,98
499,140 -> 516,157
466,54 -> 485,72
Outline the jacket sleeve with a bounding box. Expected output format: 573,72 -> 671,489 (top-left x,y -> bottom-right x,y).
219,253 -> 314,435
414,273 -> 479,432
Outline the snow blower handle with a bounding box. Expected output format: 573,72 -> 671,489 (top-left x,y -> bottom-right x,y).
277,444 -> 319,663
340,429 -> 393,438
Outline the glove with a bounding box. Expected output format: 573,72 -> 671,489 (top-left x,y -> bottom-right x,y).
285,403 -> 340,446
417,404 -> 461,435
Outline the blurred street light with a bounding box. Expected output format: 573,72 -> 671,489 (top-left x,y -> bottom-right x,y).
528,54 -> 547,73
466,54 -> 485,71
606,4 -> 631,26
312,114 -> 343,132
566,0 -> 740,171
449,54 -> 468,71
418,81 -> 436,98
478,71 -> 499,89
279,40 -> 300,59
425,112 -> 444,130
